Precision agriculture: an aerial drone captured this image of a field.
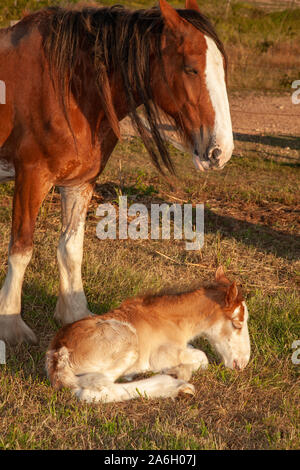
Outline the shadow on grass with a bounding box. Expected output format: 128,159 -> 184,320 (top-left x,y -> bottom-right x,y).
234,132 -> 300,151
95,182 -> 300,261
205,207 -> 300,261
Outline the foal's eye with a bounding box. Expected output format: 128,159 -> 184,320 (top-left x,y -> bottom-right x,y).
184,66 -> 198,76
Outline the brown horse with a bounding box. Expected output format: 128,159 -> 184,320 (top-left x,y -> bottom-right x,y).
0,0 -> 234,345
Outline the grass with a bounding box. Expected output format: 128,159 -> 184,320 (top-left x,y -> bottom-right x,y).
0,127 -> 299,449
0,0 -> 299,451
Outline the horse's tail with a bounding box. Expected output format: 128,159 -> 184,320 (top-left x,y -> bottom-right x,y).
46,346 -> 78,390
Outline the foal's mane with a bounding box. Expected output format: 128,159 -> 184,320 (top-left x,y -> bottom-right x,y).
39,5 -> 226,174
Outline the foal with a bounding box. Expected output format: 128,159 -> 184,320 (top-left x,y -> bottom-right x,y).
46,267 -> 250,403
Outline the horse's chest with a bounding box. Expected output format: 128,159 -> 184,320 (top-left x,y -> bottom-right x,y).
54,151 -> 102,185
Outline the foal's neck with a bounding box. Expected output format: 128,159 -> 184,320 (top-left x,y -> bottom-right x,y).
153,287 -> 223,341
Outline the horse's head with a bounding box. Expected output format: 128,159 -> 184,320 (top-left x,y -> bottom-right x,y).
203,266 -> 250,370
153,0 -> 234,172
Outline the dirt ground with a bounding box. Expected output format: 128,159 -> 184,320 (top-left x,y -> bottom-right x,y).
230,91 -> 300,137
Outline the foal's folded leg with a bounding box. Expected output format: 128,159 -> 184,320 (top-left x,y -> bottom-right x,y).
76,374 -> 195,403
150,344 -> 209,381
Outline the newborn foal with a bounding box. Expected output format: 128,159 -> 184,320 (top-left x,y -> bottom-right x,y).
46,267 -> 250,403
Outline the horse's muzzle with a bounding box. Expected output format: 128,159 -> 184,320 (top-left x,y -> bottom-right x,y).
193,143 -> 233,172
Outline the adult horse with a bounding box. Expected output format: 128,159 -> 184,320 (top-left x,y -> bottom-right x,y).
0,0 -> 234,345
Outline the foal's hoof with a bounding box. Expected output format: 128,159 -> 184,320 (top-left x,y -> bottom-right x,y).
0,314 -> 37,345
177,382 -> 195,397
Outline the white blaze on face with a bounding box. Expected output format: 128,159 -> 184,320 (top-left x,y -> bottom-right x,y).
204,301 -> 250,370
228,301 -> 251,370
204,35 -> 234,168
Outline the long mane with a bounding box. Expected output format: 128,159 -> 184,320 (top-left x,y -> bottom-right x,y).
40,5 -> 226,174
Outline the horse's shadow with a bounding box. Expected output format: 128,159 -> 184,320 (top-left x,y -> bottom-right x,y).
94,182 -> 300,262
234,132 -> 300,150
234,132 -> 300,159
204,207 -> 299,261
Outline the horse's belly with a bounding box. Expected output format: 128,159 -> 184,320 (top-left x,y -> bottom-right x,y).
0,159 -> 15,182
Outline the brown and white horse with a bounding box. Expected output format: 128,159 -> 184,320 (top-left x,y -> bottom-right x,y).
0,0 -> 234,345
46,267 -> 250,403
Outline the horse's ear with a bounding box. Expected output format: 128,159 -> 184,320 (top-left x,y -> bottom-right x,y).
159,0 -> 188,34
185,0 -> 200,12
225,282 -> 239,307
215,266 -> 230,285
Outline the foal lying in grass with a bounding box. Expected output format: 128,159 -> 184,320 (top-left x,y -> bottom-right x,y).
46,267 -> 250,403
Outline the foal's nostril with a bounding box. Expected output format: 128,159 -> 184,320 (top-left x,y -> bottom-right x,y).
211,147 -> 222,161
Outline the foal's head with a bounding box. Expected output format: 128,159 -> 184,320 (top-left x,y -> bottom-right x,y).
153,0 -> 234,172
202,267 -> 250,370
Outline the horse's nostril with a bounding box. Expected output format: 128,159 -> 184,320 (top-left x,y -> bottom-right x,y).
211,147 -> 222,161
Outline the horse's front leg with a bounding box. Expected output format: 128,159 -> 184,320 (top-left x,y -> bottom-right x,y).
54,183 -> 93,325
0,168 -> 52,345
150,344 -> 209,381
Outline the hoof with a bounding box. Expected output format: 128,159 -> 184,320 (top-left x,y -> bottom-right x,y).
54,297 -> 92,325
177,382 -> 195,396
0,314 -> 37,345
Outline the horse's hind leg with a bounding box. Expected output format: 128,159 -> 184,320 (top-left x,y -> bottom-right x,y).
54,183 -> 93,325
0,169 -> 52,345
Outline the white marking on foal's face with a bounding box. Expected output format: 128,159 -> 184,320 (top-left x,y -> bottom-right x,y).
205,301 -> 251,370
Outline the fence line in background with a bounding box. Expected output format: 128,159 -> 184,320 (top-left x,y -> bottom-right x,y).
228,0 -> 300,11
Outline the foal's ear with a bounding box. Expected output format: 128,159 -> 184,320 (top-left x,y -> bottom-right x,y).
227,294 -> 245,329
215,265 -> 230,285
225,282 -> 239,307
159,0 -> 189,35
185,0 -> 201,12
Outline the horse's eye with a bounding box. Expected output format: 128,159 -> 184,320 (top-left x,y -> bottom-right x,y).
184,66 -> 198,76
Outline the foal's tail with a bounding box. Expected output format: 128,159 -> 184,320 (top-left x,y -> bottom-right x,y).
46,347 -> 195,403
46,346 -> 79,390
